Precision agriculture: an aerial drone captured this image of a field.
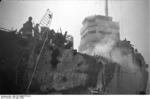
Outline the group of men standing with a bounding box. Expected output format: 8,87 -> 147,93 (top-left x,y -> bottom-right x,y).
18,16 -> 73,49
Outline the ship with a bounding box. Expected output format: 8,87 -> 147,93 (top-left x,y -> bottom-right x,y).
0,0 -> 148,94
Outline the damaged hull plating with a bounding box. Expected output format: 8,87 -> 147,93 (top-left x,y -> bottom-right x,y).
0,29 -> 148,94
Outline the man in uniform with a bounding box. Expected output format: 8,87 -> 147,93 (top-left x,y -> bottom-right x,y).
19,16 -> 33,38
33,23 -> 40,39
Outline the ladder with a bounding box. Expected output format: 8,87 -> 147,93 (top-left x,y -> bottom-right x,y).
26,9 -> 53,92
39,9 -> 53,27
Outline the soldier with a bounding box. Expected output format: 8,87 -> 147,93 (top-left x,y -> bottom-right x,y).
19,16 -> 33,38
33,23 -> 40,39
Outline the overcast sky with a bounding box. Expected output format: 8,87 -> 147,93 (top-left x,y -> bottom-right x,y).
0,0 -> 149,64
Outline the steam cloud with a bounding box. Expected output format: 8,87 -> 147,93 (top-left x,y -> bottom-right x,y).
82,33 -> 139,72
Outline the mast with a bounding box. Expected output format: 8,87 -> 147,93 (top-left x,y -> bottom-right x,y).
105,0 -> 108,16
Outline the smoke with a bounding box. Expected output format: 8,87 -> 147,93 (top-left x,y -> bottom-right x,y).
93,35 -> 115,59
110,47 -> 139,72
94,38 -> 139,72
81,33 -> 139,72
81,33 -> 116,61
87,32 -> 117,59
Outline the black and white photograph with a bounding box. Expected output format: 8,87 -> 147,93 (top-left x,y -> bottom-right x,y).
0,0 -> 149,97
